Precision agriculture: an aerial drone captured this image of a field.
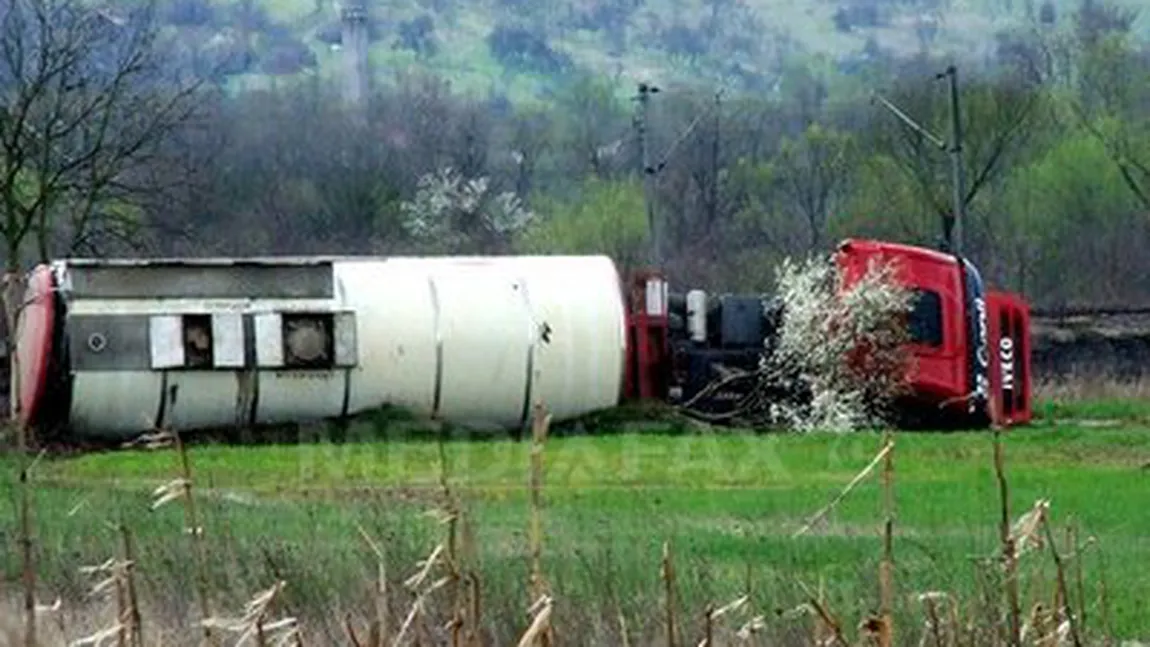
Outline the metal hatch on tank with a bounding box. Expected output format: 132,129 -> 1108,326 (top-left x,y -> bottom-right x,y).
23,255 -> 629,442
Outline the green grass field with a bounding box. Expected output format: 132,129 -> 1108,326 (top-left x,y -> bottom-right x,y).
3,398 -> 1150,644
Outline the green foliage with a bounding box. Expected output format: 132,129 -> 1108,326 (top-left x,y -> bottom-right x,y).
516,177 -> 648,269
999,128 -> 1141,298
11,421 -> 1150,638
830,153 -> 936,247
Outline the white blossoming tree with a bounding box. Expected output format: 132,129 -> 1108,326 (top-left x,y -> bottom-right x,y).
761,254 -> 916,432
684,253 -> 917,433
400,167 -> 535,253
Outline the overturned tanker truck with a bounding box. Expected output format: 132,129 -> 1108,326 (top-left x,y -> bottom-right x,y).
13,237 -> 1032,444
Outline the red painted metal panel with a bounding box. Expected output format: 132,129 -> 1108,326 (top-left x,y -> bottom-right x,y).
834,238 -> 968,408
987,290 -> 1033,427
624,270 -> 669,401
16,264 -> 57,427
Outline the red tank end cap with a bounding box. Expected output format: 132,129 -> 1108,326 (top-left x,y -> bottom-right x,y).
16,264 -> 56,426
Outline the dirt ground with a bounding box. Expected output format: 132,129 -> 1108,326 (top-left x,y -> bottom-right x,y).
1031,311 -> 1150,382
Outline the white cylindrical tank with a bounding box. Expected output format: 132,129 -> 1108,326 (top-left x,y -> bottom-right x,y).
35,255 -> 629,440
336,255 -> 629,429
686,289 -> 707,343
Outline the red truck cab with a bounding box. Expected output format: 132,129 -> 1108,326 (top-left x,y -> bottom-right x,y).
835,239 -> 1031,428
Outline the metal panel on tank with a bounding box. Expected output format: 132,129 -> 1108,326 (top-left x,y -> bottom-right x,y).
163,372 -> 241,430
431,265 -> 532,429
70,372 -> 164,436
60,258 -> 334,299
254,370 -> 347,426
334,260 -> 439,418
503,256 -> 628,423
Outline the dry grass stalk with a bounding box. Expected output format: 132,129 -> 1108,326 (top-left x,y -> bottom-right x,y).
696,594 -> 749,647
1040,516 -> 1082,647
1034,375 -> 1150,405
1097,555 -> 1113,647
355,522 -> 390,646
878,429 -> 895,647
18,448 -> 45,647
433,436 -> 480,647
528,403 -> 549,600
391,542 -> 451,647
525,403 -> 553,647
72,554 -> 136,647
142,427 -> 216,645
1009,499 -> 1050,561
662,541 -> 679,647
617,611 -> 631,647
462,537 -> 481,647
515,595 -> 554,647
1068,524 -> 1090,639
734,615 -> 766,644
118,526 -> 143,647
993,429 -> 1022,647
70,623 -> 128,647
793,440 -> 893,538
345,613 -> 366,647
798,580 -> 847,647
914,592 -> 958,647
201,580 -> 299,647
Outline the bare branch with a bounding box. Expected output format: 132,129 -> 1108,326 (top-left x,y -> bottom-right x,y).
0,0 -> 207,269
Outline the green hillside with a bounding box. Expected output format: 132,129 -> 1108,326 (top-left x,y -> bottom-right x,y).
161,0 -> 1148,102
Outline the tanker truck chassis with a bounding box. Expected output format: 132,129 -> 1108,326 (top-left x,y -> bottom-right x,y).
12,239 -> 1032,445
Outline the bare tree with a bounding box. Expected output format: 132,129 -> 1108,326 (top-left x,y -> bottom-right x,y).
0,0 -> 205,416
870,69 -> 1041,248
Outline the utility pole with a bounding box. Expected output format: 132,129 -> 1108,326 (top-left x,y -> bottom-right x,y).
871,65 -> 966,256
708,89 -> 721,229
636,82 -> 661,267
940,65 -> 966,257
341,0 -> 370,123
633,82 -> 726,268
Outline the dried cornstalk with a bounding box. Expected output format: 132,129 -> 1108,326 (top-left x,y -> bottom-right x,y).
994,429 -> 1021,647
391,540 -> 451,647
529,403 -> 549,600
914,592 -> 958,647
70,624 -> 127,647
146,427 -> 215,645
735,615 -> 766,643
878,429 -> 895,647
73,552 -> 137,647
798,580 -> 848,647
120,525 -> 143,647
1009,499 -> 1050,560
201,580 -> 299,647
18,449 -> 45,647
526,403 -> 553,647
697,595 -> 749,647
391,575 -> 450,647
1041,516 -> 1082,647
793,440 -> 893,537
356,522 -> 390,646
618,611 -> 631,647
515,595 -> 553,647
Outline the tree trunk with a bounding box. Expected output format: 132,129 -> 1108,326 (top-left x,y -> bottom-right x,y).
2,269 -> 24,424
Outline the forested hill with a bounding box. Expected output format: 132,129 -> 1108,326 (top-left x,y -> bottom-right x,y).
162,0 -> 1145,100
3,0 -> 1150,313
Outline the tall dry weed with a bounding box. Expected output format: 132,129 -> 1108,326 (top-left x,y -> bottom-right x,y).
1034,375 -> 1150,404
